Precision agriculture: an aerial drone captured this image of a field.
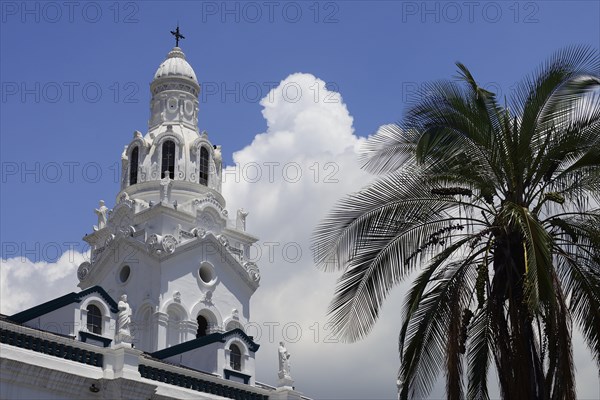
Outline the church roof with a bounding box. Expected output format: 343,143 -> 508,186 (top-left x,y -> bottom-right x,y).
0,317 -> 273,400
153,47 -> 198,83
8,285 -> 119,323
151,328 -> 260,360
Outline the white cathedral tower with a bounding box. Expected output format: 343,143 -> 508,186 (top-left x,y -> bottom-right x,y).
79,43 -> 259,356
1,37 -> 306,400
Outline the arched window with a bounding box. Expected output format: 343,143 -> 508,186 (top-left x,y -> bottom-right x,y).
137,306 -> 153,352
199,147 -> 209,186
229,344 -> 241,371
197,315 -> 208,338
86,305 -> 102,335
129,147 -> 139,185
167,307 -> 184,347
161,140 -> 175,179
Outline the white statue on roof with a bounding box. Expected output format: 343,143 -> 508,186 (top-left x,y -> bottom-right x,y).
94,200 -> 109,230
278,341 -> 291,377
116,294 -> 133,344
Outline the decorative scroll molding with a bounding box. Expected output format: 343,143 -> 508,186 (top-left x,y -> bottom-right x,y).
146,234 -> 178,256
77,261 -> 91,281
192,192 -> 223,211
243,262 -> 260,283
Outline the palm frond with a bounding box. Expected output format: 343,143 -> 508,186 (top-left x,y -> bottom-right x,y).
359,124 -> 419,174
314,46 -> 600,400
466,305 -> 492,400
399,256 -> 479,399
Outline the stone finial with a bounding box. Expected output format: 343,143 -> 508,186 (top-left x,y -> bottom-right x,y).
236,208 -> 249,231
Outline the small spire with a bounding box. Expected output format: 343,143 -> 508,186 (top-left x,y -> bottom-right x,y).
170,25 -> 185,47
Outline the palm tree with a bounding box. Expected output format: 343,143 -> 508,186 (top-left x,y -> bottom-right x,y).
312,46 -> 600,400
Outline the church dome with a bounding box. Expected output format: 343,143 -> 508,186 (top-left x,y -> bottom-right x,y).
153,47 -> 197,83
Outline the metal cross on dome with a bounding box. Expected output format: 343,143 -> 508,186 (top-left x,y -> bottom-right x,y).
170,25 -> 185,47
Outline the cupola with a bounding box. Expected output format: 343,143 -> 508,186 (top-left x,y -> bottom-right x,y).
149,44 -> 200,131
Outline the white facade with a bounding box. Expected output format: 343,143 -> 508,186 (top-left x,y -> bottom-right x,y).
0,43 -> 309,400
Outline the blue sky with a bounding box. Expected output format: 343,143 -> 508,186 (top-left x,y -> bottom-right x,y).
1,1 -> 599,399
1,1 -> 598,250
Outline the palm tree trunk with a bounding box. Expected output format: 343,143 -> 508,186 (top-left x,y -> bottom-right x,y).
493,232 -> 547,399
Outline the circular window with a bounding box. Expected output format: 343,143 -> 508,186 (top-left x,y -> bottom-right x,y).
119,265 -> 131,283
199,265 -> 213,283
198,262 -> 216,286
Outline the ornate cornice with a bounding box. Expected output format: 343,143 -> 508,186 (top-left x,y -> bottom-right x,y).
150,81 -> 199,97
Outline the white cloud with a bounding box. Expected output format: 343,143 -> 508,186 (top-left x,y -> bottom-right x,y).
1,250 -> 84,315
221,73 -> 406,398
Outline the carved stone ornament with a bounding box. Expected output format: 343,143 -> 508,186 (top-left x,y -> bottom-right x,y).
173,291 -> 181,303
192,193 -> 223,212
105,233 -> 116,247
107,204 -> 134,234
152,82 -> 198,97
189,162 -> 197,182
243,262 -> 261,283
236,209 -> 249,231
177,160 -> 185,180
150,161 -> 159,180
217,234 -> 229,247
202,290 -> 214,306
115,225 -> 131,239
118,192 -> 135,208
162,234 -> 177,254
192,227 -> 206,238
139,165 -> 147,182
119,192 -> 130,203
146,233 -> 177,255
179,229 -> 195,240
146,234 -> 162,255
77,261 -> 91,281
198,213 -> 216,231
